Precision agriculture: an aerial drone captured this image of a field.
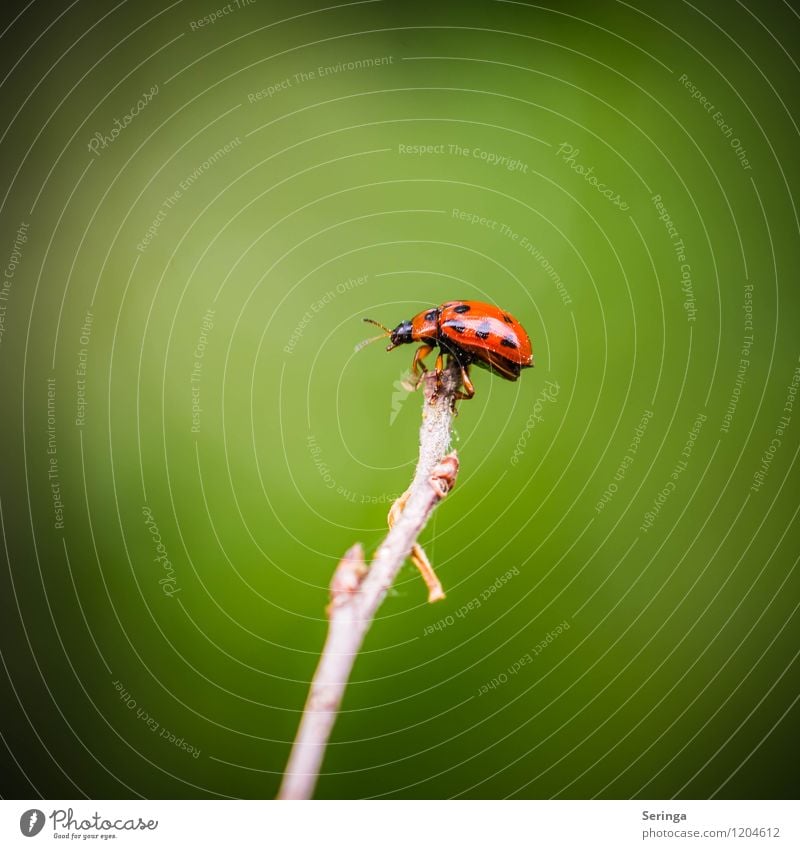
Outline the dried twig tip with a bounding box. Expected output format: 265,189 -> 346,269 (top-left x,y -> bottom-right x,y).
328,543 -> 367,612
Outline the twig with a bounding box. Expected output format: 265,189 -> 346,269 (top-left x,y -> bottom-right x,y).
277,360 -> 462,800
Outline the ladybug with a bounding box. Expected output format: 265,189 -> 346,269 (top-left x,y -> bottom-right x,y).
359,300 -> 534,399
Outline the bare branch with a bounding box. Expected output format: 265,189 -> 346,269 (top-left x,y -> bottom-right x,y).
277,360 -> 462,800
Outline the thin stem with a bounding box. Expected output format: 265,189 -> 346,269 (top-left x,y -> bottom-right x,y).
277,361 -> 462,800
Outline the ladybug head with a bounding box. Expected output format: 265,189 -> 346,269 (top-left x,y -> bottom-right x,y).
387,320 -> 413,350
356,317 -> 410,354
356,317 -> 414,353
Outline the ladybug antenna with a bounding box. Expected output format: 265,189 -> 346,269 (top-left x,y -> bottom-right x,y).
354,318 -> 392,353
362,317 -> 392,333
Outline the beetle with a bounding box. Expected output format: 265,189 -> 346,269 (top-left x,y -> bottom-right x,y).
358,300 -> 534,399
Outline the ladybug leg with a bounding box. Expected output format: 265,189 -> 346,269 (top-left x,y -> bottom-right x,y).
428,351 -> 447,404
411,343 -> 434,388
453,364 -> 475,402
388,490 -> 445,602
435,351 -> 446,392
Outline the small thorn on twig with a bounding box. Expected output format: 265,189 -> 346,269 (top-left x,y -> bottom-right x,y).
410,543 -> 445,603
327,543 -> 367,615
388,490 -> 446,603
389,490 -> 444,602
429,452 -> 459,498
385,453 -> 459,604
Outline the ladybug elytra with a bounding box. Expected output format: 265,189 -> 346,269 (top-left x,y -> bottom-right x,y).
359,300 -> 534,399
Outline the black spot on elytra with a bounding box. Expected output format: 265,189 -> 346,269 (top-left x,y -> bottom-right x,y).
453,303 -> 471,313
503,314 -> 514,324
475,320 -> 491,340
446,322 -> 466,334
424,310 -> 437,321
501,336 -> 518,349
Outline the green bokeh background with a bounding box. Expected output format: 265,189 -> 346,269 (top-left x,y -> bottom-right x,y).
0,0 -> 798,799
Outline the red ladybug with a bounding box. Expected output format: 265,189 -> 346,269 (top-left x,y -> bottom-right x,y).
359,300 -> 534,399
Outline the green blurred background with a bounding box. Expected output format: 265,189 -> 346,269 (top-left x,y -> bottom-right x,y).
0,0 -> 798,799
